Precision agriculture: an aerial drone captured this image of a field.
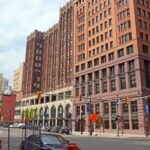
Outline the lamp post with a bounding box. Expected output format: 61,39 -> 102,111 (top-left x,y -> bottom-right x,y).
116,99 -> 119,137
80,110 -> 83,134
89,95 -> 92,136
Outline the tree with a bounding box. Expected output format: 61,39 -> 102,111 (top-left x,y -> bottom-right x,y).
96,115 -> 103,129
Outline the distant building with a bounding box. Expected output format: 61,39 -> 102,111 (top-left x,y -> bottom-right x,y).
14,91 -> 23,122
1,94 -> 16,123
0,73 -> 8,94
13,63 -> 24,92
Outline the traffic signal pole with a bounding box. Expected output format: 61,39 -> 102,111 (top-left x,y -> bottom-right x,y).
116,99 -> 119,137
89,95 -> 92,136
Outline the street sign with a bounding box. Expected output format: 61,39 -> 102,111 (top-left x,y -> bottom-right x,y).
145,104 -> 149,113
24,117 -> 29,123
86,103 -> 90,113
89,113 -> 98,122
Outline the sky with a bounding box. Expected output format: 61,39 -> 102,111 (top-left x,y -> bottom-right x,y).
0,0 -> 69,86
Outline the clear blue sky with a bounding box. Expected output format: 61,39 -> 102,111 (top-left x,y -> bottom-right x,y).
0,0 -> 69,86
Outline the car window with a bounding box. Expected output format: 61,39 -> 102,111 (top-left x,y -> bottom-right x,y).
41,135 -> 67,145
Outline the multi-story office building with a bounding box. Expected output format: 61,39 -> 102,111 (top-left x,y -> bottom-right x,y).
13,63 -> 24,92
0,73 -> 8,94
21,1 -> 74,127
73,0 -> 150,135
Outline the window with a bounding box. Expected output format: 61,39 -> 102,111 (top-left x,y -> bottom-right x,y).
95,104 -> 100,114
144,60 -> 150,88
104,103 -> 109,114
75,77 -> 80,96
123,103 -> 128,113
104,120 -> 109,129
76,106 -> 80,116
102,69 -> 107,93
110,66 -> 116,91
108,52 -> 114,61
88,73 -> 92,95
101,55 -> 106,64
94,58 -> 99,66
109,19 -> 112,26
75,66 -> 79,72
111,102 -> 116,114
81,75 -> 85,96
119,33 -> 132,44
112,120 -> 116,129
127,45 -> 134,54
119,63 -> 126,89
109,30 -> 112,37
94,71 -> 99,94
88,61 -> 92,68
118,48 -> 124,58
81,63 -> 85,70
124,120 -> 130,129
128,60 -> 136,88
142,45 -> 148,54
131,101 -> 138,112
132,119 -> 139,129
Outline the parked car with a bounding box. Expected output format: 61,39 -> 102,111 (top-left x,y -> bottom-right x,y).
59,127 -> 70,134
51,126 -> 60,133
20,133 -> 79,150
47,126 -> 53,132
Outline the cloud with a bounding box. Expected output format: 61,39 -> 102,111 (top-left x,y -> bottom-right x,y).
0,0 -> 69,86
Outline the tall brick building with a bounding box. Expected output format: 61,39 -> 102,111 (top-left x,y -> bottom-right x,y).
21,0 -> 150,135
22,30 -> 44,97
21,1 -> 74,127
73,0 -> 150,135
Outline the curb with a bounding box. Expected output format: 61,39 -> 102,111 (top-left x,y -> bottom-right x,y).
71,132 -> 150,138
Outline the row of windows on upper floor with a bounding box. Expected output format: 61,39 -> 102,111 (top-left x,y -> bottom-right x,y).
87,0 -> 111,9
79,19 -> 130,36
138,20 -> 150,30
137,7 -> 150,19
140,32 -> 150,42
136,0 -> 150,8
87,9 -> 112,27
76,0 -> 111,16
77,40 -> 113,60
87,6 -> 112,18
75,44 -> 134,72
118,8 -> 130,20
88,19 -> 112,35
88,32 -> 132,49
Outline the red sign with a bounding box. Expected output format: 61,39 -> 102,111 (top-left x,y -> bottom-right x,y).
24,117 -> 29,123
89,113 -> 98,122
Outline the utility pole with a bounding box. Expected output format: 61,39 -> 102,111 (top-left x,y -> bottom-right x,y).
89,95 -> 92,136
80,110 -> 83,134
116,99 -> 119,137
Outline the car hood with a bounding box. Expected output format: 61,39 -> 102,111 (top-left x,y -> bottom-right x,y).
44,144 -> 67,150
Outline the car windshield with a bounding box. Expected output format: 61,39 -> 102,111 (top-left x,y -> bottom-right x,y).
41,135 -> 67,145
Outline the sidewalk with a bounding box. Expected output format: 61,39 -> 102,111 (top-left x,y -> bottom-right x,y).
71,131 -> 150,138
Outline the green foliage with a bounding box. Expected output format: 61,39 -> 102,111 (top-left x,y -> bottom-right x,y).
97,115 -> 103,128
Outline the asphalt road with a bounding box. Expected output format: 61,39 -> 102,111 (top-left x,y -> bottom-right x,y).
0,128 -> 150,150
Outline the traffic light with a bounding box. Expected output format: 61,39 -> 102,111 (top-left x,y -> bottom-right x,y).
36,91 -> 42,100
125,97 -> 129,105
79,95 -> 82,101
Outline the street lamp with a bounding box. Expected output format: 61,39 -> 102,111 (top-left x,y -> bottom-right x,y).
80,110 -> 83,134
